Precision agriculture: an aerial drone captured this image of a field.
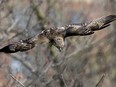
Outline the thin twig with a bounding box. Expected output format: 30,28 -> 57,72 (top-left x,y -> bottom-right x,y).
10,54 -> 36,73
7,18 -> 19,32
95,74 -> 105,87
66,31 -> 115,59
10,74 -> 26,87
61,74 -> 68,87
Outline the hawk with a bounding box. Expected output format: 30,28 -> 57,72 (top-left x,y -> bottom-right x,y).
0,15 -> 116,53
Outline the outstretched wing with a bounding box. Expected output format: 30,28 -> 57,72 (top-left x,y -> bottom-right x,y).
0,32 -> 49,53
63,15 -> 116,37
0,37 -> 37,53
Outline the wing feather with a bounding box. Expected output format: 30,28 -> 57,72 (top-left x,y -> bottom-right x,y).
0,32 -> 49,53
64,15 -> 116,37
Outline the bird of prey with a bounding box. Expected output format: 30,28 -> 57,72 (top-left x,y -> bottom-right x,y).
0,15 -> 116,53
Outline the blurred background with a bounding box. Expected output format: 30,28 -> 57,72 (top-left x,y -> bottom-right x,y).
0,0 -> 116,87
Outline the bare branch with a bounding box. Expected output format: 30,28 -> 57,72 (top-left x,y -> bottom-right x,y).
10,54 -> 36,73
7,18 -> 19,32
61,74 -> 68,87
95,74 -> 105,87
10,74 -> 26,87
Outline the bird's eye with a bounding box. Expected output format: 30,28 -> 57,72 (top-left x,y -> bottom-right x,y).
57,38 -> 61,41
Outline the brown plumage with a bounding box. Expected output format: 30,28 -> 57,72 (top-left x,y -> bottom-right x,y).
63,15 -> 116,37
0,15 -> 116,53
0,37 -> 37,53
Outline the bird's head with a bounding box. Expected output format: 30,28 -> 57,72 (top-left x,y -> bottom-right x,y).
44,28 -> 65,51
51,36 -> 65,51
